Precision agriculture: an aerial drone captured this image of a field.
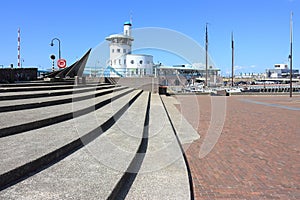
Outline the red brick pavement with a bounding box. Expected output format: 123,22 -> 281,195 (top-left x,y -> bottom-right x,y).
176,95 -> 300,199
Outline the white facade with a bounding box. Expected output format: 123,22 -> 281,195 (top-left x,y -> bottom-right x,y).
105,21 -> 154,77
123,22 -> 132,36
126,54 -> 153,76
266,63 -> 299,78
106,21 -> 133,70
274,64 -> 288,69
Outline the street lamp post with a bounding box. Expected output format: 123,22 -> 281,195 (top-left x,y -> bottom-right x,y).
50,38 -> 61,59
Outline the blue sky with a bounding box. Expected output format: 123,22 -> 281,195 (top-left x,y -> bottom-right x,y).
0,0 -> 298,75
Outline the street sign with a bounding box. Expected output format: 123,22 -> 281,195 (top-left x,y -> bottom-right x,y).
57,58 -> 66,68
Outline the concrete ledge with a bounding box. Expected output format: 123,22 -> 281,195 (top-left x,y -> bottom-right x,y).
0,85 -> 120,112
117,77 -> 159,93
0,85 -> 75,93
0,91 -> 149,199
160,95 -> 200,145
0,83 -> 199,199
125,94 -> 191,200
0,90 -> 144,191
0,84 -> 113,101
0,87 -> 131,137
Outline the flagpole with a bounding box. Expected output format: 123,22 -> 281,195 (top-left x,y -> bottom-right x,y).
289,11 -> 293,98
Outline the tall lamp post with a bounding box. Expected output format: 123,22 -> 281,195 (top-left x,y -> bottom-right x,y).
50,38 -> 61,59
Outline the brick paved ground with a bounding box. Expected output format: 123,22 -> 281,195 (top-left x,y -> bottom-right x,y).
176,95 -> 300,199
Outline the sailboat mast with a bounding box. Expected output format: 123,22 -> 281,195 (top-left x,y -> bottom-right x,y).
205,23 -> 208,88
289,11 -> 293,98
231,32 -> 234,87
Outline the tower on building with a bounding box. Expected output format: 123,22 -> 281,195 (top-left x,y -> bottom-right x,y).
106,22 -> 134,73
105,21 -> 154,77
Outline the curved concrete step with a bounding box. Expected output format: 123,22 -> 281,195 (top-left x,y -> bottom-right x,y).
0,84 -> 77,92
0,84 -> 114,101
0,90 -> 143,187
160,95 -> 200,145
0,85 -> 124,112
0,92 -> 150,199
125,94 -> 191,200
0,81 -> 76,87
0,87 -> 132,137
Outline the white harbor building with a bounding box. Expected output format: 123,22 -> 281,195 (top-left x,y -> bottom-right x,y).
104,21 -> 153,77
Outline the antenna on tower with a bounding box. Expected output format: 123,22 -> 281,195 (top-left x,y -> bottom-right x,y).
130,11 -> 133,25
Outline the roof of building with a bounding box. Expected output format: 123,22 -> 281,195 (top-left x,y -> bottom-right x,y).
157,65 -> 220,71
124,21 -> 132,26
105,34 -> 134,41
126,54 -> 153,57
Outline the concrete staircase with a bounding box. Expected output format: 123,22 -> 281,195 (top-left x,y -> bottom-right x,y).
0,81 -> 199,199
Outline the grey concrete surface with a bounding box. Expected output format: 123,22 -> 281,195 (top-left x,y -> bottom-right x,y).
125,94 -> 190,200
0,87 -> 131,130
0,90 -> 141,175
161,95 -> 200,145
0,85 -> 117,107
0,84 -> 110,98
0,92 -> 149,200
0,81 -> 199,199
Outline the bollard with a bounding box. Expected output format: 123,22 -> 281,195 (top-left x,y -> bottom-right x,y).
82,76 -> 86,85
74,76 -> 79,85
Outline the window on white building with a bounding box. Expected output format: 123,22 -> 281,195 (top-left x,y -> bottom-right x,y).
131,60 -> 134,64
123,49 -> 126,53
112,49 -> 114,53
117,49 -> 120,53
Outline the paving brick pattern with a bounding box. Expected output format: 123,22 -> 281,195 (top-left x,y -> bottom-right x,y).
176,95 -> 300,199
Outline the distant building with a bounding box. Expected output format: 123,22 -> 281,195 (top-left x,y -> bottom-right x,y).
266,64 -> 299,78
157,64 -> 221,86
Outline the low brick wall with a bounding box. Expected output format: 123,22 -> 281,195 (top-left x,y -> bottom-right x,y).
116,77 -> 159,93
0,68 -> 37,83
